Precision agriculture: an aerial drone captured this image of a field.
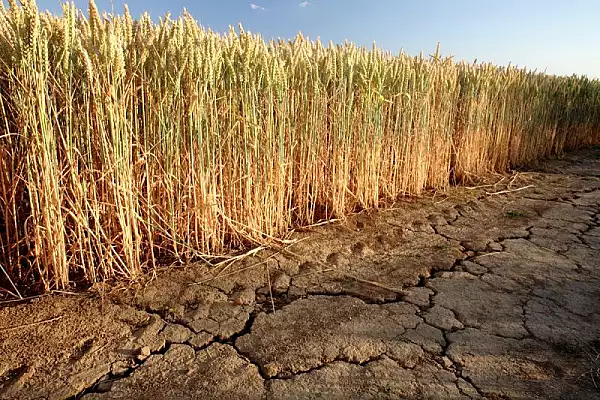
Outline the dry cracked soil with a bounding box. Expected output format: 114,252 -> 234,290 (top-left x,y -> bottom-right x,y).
2,147 -> 600,399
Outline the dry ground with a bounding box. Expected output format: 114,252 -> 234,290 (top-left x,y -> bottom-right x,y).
2,147 -> 600,399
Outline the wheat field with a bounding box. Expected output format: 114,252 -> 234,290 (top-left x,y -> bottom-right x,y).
0,0 -> 599,292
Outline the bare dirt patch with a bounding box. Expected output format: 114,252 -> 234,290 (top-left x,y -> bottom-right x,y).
2,147 -> 600,399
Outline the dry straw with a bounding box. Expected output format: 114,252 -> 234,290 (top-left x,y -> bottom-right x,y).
0,0 -> 599,291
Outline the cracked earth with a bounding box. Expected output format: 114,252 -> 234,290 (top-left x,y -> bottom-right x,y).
2,147 -> 600,399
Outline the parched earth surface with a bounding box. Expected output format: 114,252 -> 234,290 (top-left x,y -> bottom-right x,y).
2,147 -> 600,399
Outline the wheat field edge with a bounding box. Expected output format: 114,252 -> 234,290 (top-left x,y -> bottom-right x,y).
0,0 -> 599,291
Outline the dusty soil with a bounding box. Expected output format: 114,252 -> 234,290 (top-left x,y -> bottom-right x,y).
2,147 -> 600,399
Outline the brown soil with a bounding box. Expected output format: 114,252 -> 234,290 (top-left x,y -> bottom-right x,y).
1,146 -> 600,399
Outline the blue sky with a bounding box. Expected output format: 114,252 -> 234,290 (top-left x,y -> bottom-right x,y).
34,0 -> 599,78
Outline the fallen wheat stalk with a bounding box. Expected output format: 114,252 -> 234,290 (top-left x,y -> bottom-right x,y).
486,185 -> 534,196
0,316 -> 63,334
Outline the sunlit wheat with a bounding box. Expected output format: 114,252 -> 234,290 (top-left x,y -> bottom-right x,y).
0,0 -> 598,290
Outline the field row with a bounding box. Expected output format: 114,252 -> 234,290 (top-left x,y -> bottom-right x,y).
0,1 -> 599,290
